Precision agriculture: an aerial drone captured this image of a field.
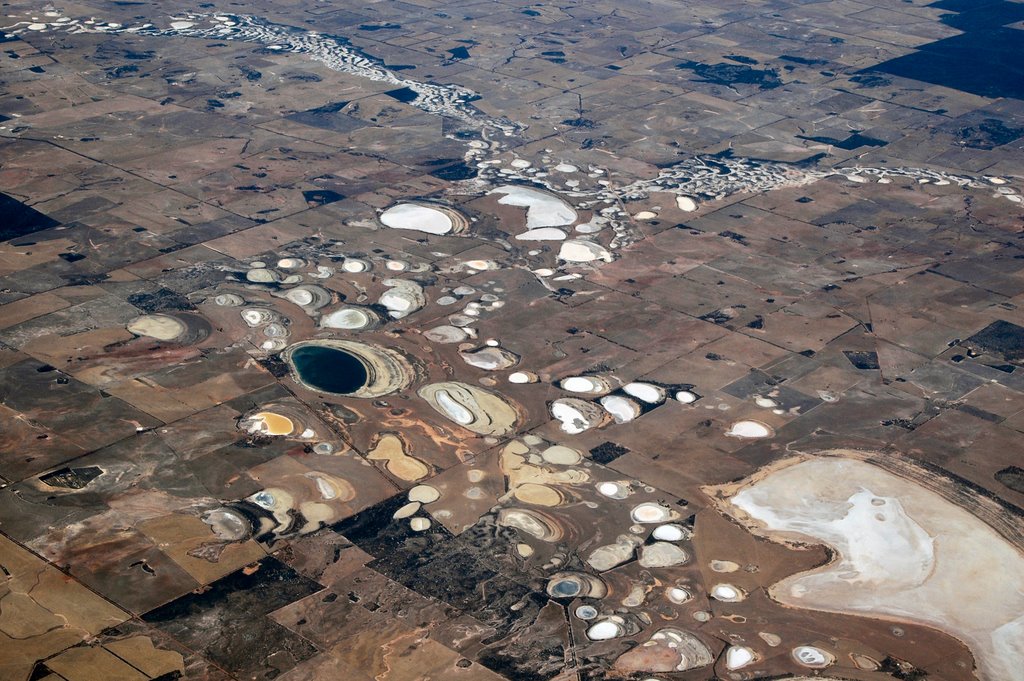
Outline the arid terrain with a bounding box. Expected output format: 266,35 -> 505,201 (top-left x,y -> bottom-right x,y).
1,0 -> 1022,680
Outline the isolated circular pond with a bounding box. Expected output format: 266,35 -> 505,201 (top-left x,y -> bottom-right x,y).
288,344 -> 368,394
282,340 -> 415,398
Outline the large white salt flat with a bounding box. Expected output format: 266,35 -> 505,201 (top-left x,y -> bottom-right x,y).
491,185 -> 577,229
726,456 -> 1024,681
380,204 -> 453,234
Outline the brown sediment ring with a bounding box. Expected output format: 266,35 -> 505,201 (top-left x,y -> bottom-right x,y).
281,339 -> 417,398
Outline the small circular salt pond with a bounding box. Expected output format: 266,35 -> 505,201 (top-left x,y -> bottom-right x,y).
320,308 -> 373,330
652,524 -> 687,542
710,584 -> 744,601
596,481 -> 630,499
341,258 -> 370,273
408,484 -> 440,503
792,645 -> 833,667
675,390 -> 698,404
600,394 -> 640,423
623,381 -> 665,404
541,445 -> 582,465
726,420 -> 773,438
561,376 -> 607,393
676,195 -> 698,212
424,325 -> 468,343
508,371 -> 537,384
667,586 -> 691,603
284,288 -> 315,306
409,517 -> 431,531
574,605 -> 598,620
586,620 -> 624,641
246,268 -> 278,283
548,577 -> 582,598
631,502 -> 673,524
287,344 -> 368,394
263,323 -> 288,338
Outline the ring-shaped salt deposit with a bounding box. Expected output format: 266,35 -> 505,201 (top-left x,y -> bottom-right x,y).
320,307 -> 377,330
597,481 -> 629,498
631,502 -> 674,524
667,586 -> 692,603
710,583 -> 745,602
792,646 -> 834,668
214,293 -> 244,307
379,203 -> 465,235
418,381 -> 519,436
497,508 -> 565,542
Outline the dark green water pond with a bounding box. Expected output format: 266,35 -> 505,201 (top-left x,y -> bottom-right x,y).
290,345 -> 367,394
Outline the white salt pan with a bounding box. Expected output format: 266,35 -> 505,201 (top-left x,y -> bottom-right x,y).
726,646 -> 755,670
600,395 -> 639,423
380,204 -> 453,235
558,240 -> 612,263
623,382 -> 664,403
727,420 -> 771,438
492,186 -> 577,229
515,227 -> 567,241
676,196 -> 698,212
586,621 -> 622,640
